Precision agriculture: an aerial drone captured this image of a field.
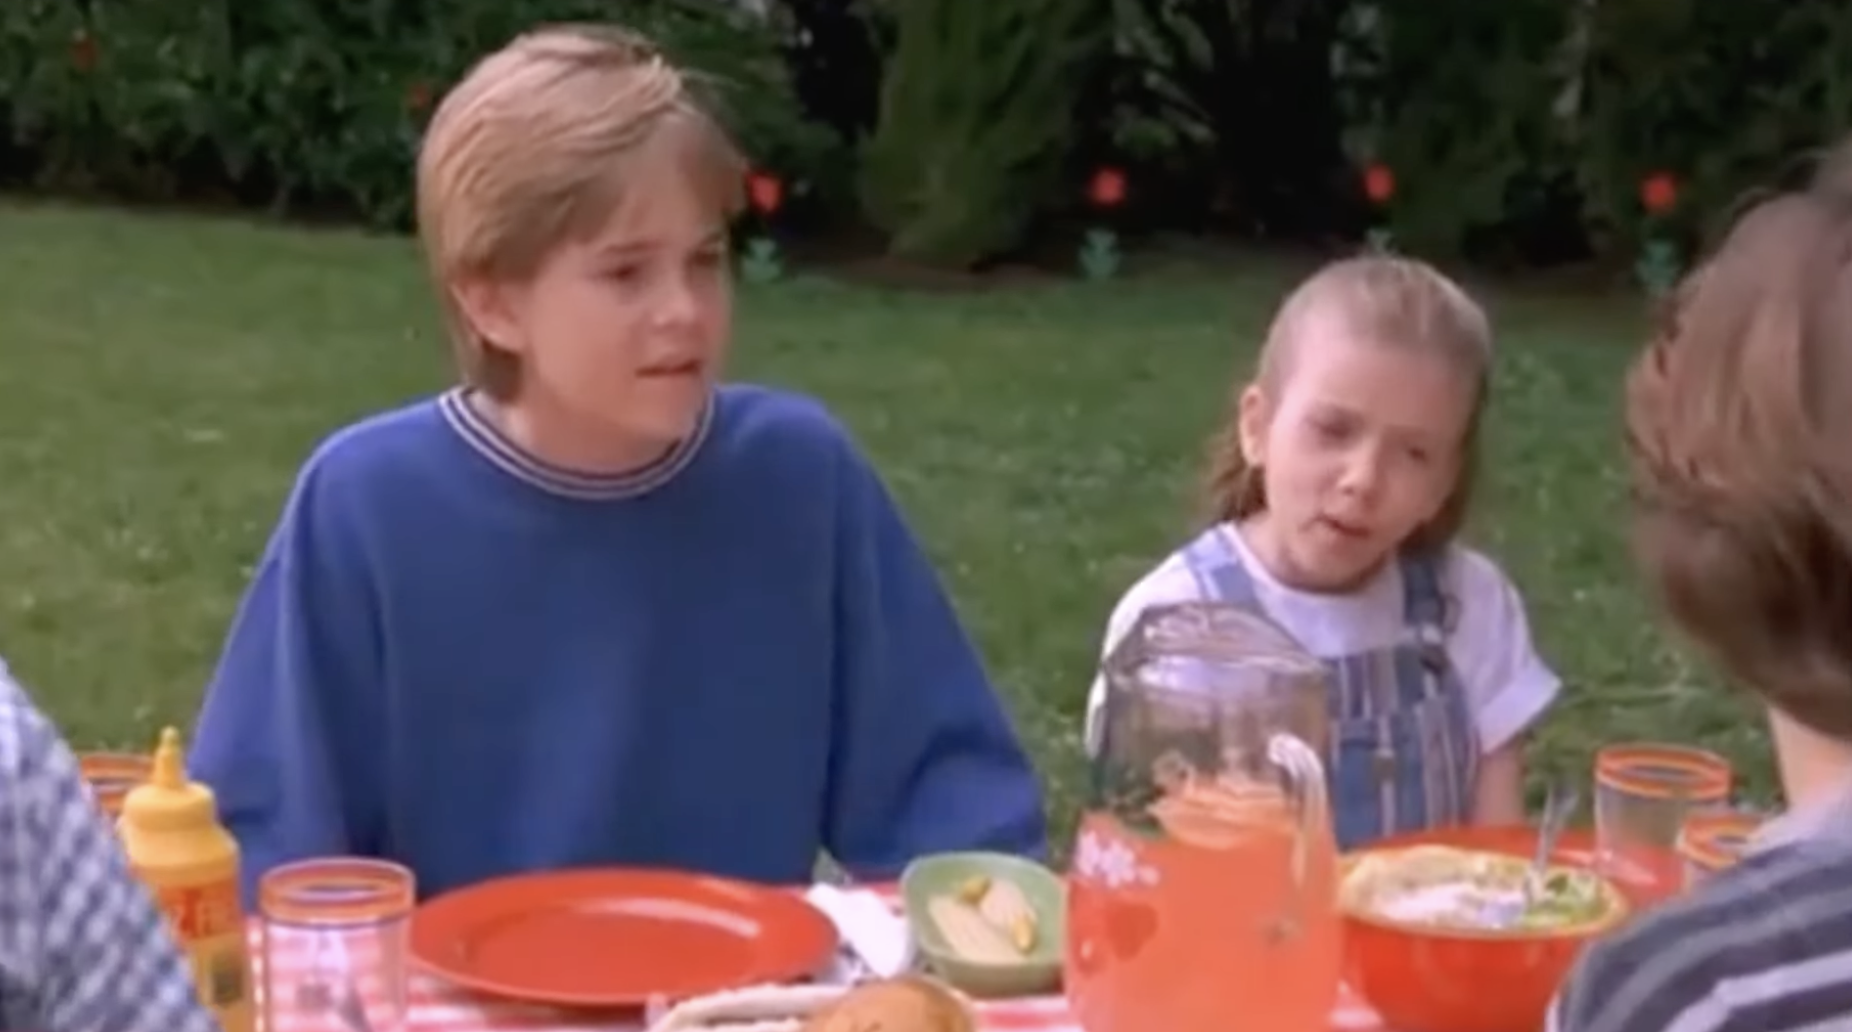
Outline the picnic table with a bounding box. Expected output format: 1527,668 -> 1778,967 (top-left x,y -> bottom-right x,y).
253,888 -> 1388,1032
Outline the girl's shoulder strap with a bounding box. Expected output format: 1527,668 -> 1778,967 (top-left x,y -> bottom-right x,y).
1179,525 -> 1257,606
1396,548 -> 1454,631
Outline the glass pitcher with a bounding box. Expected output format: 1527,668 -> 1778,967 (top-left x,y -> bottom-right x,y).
1066,602 -> 1341,1032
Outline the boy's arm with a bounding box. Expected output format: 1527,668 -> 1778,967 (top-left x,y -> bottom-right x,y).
1,678 -> 219,1032
188,459 -> 385,904
822,445 -> 1049,878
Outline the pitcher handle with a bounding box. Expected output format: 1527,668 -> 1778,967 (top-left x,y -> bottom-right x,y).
1266,732 -> 1329,943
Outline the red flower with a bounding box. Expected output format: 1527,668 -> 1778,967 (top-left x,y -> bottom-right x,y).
1640,172 -> 1678,215
69,30 -> 98,74
1088,167 -> 1127,209
746,171 -> 783,216
405,81 -> 435,115
1362,163 -> 1395,204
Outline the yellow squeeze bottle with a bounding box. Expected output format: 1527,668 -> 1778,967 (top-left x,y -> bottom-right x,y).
117,727 -> 256,1032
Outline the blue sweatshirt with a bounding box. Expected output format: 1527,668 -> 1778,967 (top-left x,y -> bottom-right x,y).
188,385 -> 1048,902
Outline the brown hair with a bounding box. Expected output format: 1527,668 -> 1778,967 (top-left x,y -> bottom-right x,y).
1200,255 -> 1493,554
1625,141 -> 1852,740
416,23 -> 746,399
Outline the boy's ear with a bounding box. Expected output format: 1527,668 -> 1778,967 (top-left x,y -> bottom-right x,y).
450,275 -> 527,355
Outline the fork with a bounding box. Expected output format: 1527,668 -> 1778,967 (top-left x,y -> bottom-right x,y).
1528,781 -> 1583,898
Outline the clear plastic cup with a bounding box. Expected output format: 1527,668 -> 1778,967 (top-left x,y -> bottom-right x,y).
79,752 -> 152,820
1594,743 -> 1731,903
260,858 -> 416,1032
1678,809 -> 1763,889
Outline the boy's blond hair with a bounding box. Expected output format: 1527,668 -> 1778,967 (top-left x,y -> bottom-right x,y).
1626,139 -> 1852,739
1200,255 -> 1494,554
417,23 -> 745,398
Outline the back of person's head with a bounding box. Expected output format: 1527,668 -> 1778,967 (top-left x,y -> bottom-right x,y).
1625,139 -> 1852,739
416,23 -> 744,399
1202,255 -> 1493,554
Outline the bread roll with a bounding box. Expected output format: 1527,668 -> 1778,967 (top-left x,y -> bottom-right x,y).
799,977 -> 976,1032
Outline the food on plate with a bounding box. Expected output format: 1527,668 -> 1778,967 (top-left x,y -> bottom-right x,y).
801,977 -> 976,1032
952,875 -> 990,905
973,876 -> 1035,951
1339,844 -> 1628,933
646,978 -> 973,1032
927,875 -> 1040,960
644,970 -> 977,1030
645,983 -> 844,1032
927,895 -> 1019,962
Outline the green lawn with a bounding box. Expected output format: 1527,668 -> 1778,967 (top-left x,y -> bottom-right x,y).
0,201 -> 1776,849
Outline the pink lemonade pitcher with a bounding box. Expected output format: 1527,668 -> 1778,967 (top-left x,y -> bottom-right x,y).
1068,602 -> 1342,1032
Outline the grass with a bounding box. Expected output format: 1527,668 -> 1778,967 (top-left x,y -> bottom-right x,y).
0,201 -> 1776,851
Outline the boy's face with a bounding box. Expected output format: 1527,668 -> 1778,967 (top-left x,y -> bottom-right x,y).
462,141 -> 733,461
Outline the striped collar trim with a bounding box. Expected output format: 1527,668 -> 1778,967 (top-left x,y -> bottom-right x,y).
437,388 -> 713,501
1751,777 -> 1852,855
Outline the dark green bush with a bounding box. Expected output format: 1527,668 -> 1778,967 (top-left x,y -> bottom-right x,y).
1,0 -> 840,228
1106,0 -> 1353,238
1345,0 -> 1575,257
1103,0 -> 1852,262
1575,0 -> 1852,254
8,0 -> 1851,266
857,0 -> 1111,268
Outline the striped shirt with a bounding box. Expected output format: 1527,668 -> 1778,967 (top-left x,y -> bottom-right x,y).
0,660 -> 221,1032
1547,785 -> 1852,1032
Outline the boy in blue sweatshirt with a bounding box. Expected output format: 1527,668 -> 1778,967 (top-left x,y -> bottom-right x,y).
187,23 -> 1048,902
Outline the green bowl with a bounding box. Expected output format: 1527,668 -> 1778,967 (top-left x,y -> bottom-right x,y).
900,851 -> 1066,998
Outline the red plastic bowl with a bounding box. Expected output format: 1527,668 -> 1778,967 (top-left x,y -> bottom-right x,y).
1342,825 -> 1664,1032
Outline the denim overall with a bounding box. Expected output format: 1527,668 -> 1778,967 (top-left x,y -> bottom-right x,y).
1181,529 -> 1480,849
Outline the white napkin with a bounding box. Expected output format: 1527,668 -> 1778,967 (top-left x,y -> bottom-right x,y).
802,884 -> 916,981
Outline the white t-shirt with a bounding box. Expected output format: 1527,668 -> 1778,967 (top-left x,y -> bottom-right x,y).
1085,524 -> 1561,757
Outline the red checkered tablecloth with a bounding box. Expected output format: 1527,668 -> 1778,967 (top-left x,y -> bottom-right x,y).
251,891 -> 1387,1031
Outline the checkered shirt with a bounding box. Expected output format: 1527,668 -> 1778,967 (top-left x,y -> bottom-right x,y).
0,660 -> 220,1031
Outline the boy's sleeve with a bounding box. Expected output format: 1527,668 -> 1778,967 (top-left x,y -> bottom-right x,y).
1545,905 -> 1741,1032
821,443 -> 1049,878
188,458 -> 385,904
0,674 -> 219,1032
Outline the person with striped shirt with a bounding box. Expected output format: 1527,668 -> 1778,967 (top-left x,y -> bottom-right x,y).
1547,138 -> 1852,1032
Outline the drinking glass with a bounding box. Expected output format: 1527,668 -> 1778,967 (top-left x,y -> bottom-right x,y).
261,859 -> 416,1032
1677,809 -> 1763,890
1594,744 -> 1731,903
79,752 -> 151,820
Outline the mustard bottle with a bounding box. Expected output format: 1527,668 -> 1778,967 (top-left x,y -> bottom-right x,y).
117,727 -> 256,1032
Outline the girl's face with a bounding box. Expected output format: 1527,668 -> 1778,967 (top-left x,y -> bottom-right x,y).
1239,318 -> 1476,590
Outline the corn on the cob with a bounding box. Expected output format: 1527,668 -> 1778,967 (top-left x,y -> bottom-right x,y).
927,896 -> 1019,963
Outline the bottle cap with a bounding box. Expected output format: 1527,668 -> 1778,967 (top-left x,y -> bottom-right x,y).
120,727 -> 219,830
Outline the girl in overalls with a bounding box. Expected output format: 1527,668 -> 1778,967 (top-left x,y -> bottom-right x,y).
1085,255 -> 1561,848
